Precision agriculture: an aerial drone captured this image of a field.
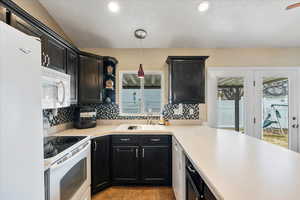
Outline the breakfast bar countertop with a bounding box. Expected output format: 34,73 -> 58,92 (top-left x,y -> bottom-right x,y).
54,125 -> 300,200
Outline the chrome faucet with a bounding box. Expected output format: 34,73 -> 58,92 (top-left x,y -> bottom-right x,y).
146,109 -> 154,125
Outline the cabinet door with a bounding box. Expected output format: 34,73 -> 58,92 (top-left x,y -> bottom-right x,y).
0,4 -> 6,23
67,50 -> 78,104
10,14 -> 46,66
112,146 -> 139,183
170,60 -> 205,104
91,136 -> 111,194
10,14 -> 43,38
141,146 -> 171,185
79,55 -> 103,104
44,37 -> 67,72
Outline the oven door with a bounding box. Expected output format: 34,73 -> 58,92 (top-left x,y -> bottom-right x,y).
49,142 -> 91,200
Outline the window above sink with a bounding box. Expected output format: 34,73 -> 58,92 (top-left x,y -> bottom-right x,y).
119,71 -> 164,116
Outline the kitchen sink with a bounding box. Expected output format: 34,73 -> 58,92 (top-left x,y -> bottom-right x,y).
116,124 -> 166,131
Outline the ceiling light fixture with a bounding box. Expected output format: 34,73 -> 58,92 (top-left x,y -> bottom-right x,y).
108,1 -> 120,13
198,1 -> 210,12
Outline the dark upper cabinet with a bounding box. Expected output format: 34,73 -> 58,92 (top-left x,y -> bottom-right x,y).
10,13 -> 43,38
112,146 -> 139,183
79,53 -> 103,104
91,136 -> 111,194
43,37 -> 67,72
166,56 -> 209,104
141,145 -> 171,185
67,50 -> 78,104
10,13 -> 47,67
0,4 -> 7,23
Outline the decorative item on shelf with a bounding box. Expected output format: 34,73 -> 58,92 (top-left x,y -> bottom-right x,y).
105,79 -> 114,89
134,29 -> 147,79
107,65 -> 114,76
103,56 -> 118,104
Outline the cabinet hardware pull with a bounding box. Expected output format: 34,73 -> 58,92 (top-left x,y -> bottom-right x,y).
93,141 -> 97,151
47,55 -> 50,67
120,138 -> 130,141
42,52 -> 46,66
150,138 -> 160,142
187,165 -> 196,173
142,148 -> 145,158
45,55 -> 49,67
136,148 -> 138,158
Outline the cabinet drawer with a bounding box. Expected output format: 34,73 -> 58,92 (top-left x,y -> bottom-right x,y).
112,135 -> 139,145
140,135 -> 170,145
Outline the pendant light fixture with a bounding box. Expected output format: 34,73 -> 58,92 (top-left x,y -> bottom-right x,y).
134,29 -> 147,78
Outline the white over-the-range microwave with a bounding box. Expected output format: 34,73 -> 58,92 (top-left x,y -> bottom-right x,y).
42,67 -> 71,109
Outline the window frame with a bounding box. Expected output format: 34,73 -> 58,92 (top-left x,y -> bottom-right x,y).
119,70 -> 164,116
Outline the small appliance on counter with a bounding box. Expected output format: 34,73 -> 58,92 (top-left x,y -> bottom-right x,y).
74,106 -> 97,129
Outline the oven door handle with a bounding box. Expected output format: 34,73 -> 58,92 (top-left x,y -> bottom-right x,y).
50,141 -> 90,170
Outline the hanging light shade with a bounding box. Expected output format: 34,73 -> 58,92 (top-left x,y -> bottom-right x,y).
138,64 -> 144,78
134,29 -> 147,79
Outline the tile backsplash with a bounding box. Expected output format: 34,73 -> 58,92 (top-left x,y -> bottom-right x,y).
43,103 -> 200,127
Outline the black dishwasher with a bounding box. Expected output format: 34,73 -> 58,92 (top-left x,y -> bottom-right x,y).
186,157 -> 217,200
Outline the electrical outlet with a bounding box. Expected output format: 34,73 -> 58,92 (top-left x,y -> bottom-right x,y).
189,108 -> 194,115
178,104 -> 183,115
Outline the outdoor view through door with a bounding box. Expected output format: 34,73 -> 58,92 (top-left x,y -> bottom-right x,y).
262,77 -> 289,148
209,68 -> 298,151
217,77 -> 244,133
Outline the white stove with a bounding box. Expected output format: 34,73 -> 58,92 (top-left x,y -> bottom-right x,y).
44,136 -> 91,200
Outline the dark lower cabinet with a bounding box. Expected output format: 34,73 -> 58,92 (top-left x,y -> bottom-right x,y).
67,49 -> 78,104
92,135 -> 172,195
112,146 -> 139,183
111,135 -> 171,186
141,146 -> 171,185
79,53 -> 103,104
91,136 -> 111,194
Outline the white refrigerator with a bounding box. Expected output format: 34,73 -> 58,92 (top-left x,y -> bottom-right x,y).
0,22 -> 44,200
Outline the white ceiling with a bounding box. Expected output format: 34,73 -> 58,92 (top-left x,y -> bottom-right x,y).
39,0 -> 300,48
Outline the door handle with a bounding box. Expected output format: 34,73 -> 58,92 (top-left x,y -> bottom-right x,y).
292,124 -> 299,128
142,148 -> 145,158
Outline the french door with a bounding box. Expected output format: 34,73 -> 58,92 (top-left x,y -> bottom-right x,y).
208,67 -> 299,151
253,70 -> 298,151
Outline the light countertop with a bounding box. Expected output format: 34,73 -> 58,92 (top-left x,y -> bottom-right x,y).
53,125 -> 300,200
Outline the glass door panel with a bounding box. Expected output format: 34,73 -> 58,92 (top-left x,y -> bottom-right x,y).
217,77 -> 245,133
262,77 -> 289,148
254,70 -> 298,151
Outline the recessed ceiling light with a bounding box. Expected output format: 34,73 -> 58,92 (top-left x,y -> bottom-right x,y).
198,1 -> 210,12
108,1 -> 120,13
